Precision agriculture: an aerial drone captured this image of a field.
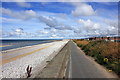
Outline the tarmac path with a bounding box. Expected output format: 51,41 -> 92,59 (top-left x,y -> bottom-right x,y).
67,41 -> 118,78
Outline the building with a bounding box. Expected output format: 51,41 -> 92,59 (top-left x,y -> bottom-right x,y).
88,37 -> 120,42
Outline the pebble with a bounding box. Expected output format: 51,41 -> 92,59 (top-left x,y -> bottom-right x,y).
1,40 -> 68,78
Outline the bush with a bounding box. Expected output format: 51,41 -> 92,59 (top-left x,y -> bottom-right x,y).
94,53 -> 104,65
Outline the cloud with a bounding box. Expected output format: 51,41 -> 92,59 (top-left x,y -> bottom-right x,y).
1,7 -> 72,31
51,34 -> 57,37
71,3 -> 96,16
12,28 -> 25,36
2,28 -> 27,38
54,24 -> 73,30
8,0 -> 31,8
1,2 -> 118,39
104,19 -> 118,28
106,26 -> 118,35
38,15 -> 73,30
73,27 -> 82,33
37,30 -> 49,34
38,16 -> 58,27
1,17 -> 20,23
101,18 -> 118,35
15,28 -> 23,33
60,0 -> 119,2
25,10 -> 37,17
1,8 -> 37,20
16,2 -> 31,8
75,19 -> 108,37
78,19 -> 100,31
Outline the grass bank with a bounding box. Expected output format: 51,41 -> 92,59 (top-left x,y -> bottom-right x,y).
74,39 -> 120,77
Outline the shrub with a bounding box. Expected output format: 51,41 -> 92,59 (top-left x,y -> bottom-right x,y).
94,53 -> 104,65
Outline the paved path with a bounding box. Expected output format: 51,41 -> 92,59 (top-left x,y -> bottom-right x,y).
67,41 -> 118,78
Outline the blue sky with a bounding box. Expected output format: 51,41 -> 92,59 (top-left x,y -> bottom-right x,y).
1,2 -> 118,39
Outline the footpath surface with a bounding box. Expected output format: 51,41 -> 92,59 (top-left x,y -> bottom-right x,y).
67,41 -> 118,78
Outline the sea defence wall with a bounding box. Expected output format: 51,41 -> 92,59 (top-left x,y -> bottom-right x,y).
1,40 -> 69,78
35,41 -> 70,78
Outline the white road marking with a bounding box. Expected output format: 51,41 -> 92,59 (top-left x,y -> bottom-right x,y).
68,50 -> 72,78
63,50 -> 68,77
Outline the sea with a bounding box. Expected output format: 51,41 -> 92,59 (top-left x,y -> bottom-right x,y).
0,39 -> 62,51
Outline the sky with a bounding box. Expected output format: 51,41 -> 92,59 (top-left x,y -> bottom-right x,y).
1,1 -> 119,39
